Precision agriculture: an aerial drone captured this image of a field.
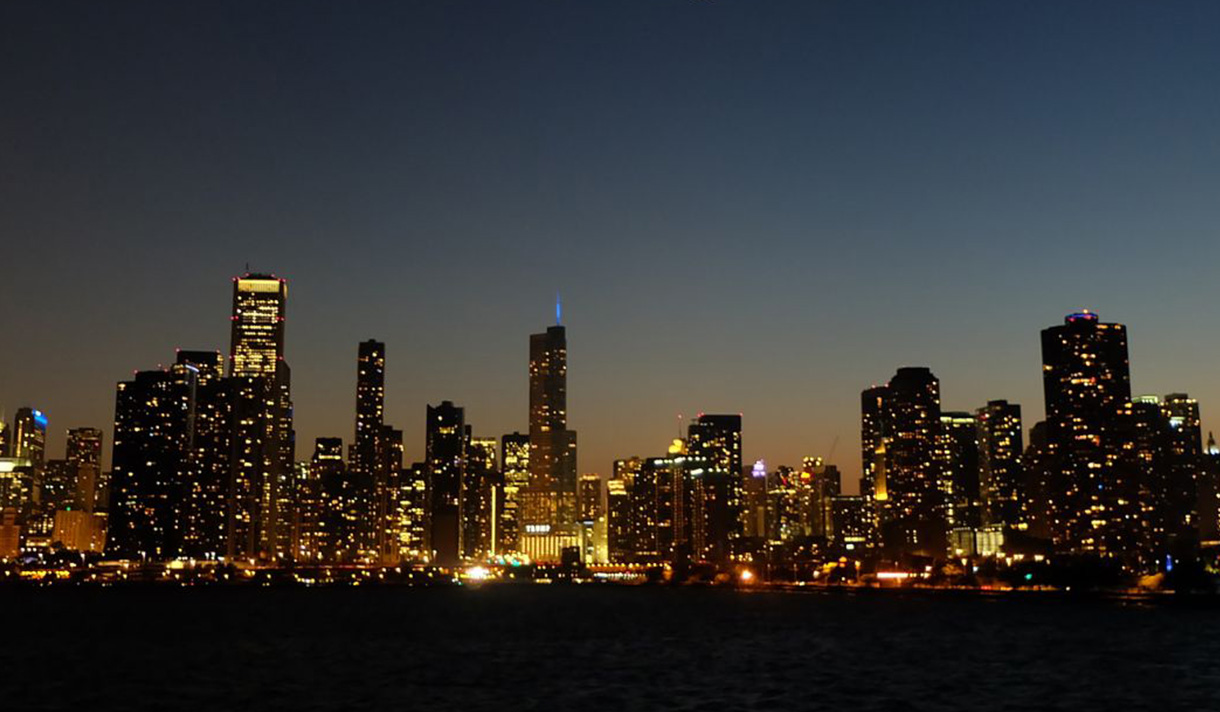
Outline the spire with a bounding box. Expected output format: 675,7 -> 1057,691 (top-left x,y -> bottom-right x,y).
555,292 -> 562,326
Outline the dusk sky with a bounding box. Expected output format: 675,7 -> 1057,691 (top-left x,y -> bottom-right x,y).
3,1 -> 1219,489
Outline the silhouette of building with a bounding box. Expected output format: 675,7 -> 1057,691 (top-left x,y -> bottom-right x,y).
427,401 -> 465,566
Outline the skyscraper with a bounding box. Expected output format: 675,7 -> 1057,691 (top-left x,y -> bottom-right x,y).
230,274 -> 287,378
351,340 -> 386,560
936,412 -> 980,529
427,401 -> 465,567
976,400 -> 1024,529
1161,393 -> 1204,540
499,432 -> 530,554
528,320 -> 577,524
13,408 -> 47,472
227,273 -> 294,562
175,350 -> 231,560
686,414 -> 743,562
1040,311 -> 1131,559
862,367 -> 945,556
462,433 -> 499,561
108,368 -> 194,560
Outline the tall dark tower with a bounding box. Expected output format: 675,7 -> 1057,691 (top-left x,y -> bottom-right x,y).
226,273 -> 294,562
351,340 -> 385,559
427,401 -> 465,566
862,367 -> 945,556
1040,311 -> 1131,558
528,306 -> 577,526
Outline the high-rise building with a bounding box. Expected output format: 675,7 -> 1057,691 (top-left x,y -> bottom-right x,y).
427,401 -> 465,566
462,433 -> 499,561
311,437 -> 353,562
862,367 -> 945,556
936,412 -> 980,529
351,340 -> 385,559
631,444 -> 697,566
498,432 -> 529,554
227,273 -> 294,562
528,320 -> 578,525
578,472 -> 604,564
607,457 -> 641,563
66,427 -> 104,512
686,414 -> 743,562
175,350 -> 230,560
13,408 -> 47,477
393,462 -> 430,562
1040,311 -> 1131,560
1161,393 -> 1204,540
976,400 -> 1024,529
66,427 -> 103,470
108,369 -> 195,560
230,274 -> 287,378
802,456 -> 841,540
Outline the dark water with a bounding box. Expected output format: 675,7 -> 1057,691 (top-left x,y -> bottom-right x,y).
4,585 -> 1220,710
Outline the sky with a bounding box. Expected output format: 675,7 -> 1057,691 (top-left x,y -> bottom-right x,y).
2,1 -> 1219,490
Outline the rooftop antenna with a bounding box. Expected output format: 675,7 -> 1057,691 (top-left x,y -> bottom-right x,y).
556,292 -> 562,326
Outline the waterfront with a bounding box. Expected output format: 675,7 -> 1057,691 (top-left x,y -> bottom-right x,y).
4,585 -> 1219,710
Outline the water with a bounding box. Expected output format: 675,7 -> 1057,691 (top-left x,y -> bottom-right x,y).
4,585 -> 1219,710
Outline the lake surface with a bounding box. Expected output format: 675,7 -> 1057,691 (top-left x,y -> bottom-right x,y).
4,585 -> 1219,710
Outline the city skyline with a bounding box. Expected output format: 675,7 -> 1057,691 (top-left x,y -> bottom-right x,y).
4,1 -> 1220,488
2,279 -> 1216,492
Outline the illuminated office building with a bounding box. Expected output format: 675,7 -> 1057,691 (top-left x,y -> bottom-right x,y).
686,414 -> 743,562
607,457 -> 641,563
976,400 -> 1024,529
1040,311 -> 1131,559
743,459 -> 768,540
393,462 -> 430,561
803,456 -> 841,540
0,420 -> 8,458
498,432 -> 529,554
462,433 -> 499,561
427,401 -> 465,566
377,425 -> 404,563
578,472 -> 604,564
174,350 -> 231,560
862,367 -> 945,556
830,495 -> 876,553
529,318 -> 578,525
227,273 -> 294,562
13,408 -> 47,471
311,437 -> 353,562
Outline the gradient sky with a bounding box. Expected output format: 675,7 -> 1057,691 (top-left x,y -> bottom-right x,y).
3,1 -> 1220,490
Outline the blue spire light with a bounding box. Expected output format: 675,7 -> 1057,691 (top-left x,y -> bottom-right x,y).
556,292 -> 562,325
